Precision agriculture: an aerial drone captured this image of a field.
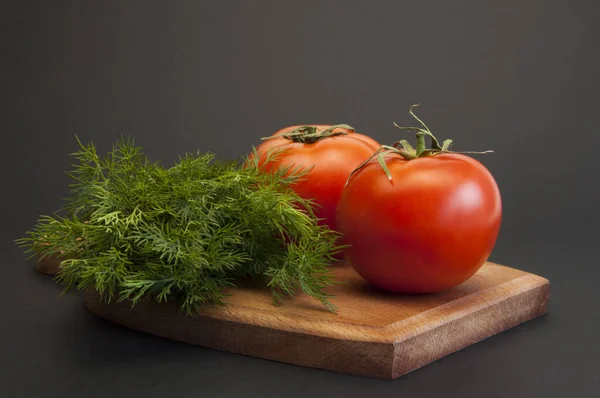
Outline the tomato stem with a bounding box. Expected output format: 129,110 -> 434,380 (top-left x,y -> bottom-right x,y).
261,124 -> 354,144
393,104 -> 493,159
415,131 -> 426,156
345,104 -> 495,184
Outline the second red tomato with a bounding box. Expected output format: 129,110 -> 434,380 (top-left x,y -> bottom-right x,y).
252,124 -> 380,234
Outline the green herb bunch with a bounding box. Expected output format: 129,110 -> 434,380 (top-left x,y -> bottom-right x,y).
17,137 -> 343,314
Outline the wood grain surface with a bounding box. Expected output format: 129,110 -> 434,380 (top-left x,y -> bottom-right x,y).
82,262 -> 549,379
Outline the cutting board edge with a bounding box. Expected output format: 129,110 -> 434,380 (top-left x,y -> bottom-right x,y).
390,274 -> 549,378
35,255 -> 61,275
387,272 -> 550,340
159,264 -> 550,344
82,291 -> 399,378
81,270 -> 549,379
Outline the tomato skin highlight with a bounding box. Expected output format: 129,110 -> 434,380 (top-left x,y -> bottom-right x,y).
252,125 -> 380,234
337,152 -> 502,293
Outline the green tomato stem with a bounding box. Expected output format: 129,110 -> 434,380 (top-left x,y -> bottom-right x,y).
415,132 -> 426,156
261,124 -> 354,144
345,104 -> 495,184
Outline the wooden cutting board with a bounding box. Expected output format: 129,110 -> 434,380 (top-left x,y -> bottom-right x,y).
77,261 -> 549,379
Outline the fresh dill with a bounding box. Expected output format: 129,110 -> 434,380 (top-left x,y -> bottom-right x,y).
16,137 -> 343,315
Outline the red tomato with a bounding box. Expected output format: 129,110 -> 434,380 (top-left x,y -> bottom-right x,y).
251,125 -> 380,235
337,152 -> 502,293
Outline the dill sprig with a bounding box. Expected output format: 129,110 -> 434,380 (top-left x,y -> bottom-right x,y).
16,137 -> 343,314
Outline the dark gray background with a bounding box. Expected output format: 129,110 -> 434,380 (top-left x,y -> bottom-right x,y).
2,1 -> 599,397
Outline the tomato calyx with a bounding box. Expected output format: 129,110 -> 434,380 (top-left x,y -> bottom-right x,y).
346,104 -> 494,183
261,124 -> 355,144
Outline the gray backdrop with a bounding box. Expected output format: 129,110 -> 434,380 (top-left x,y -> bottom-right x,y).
2,1 -> 598,397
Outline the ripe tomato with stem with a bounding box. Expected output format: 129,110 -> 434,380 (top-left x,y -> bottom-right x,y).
250,124 -> 380,255
337,105 -> 502,292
